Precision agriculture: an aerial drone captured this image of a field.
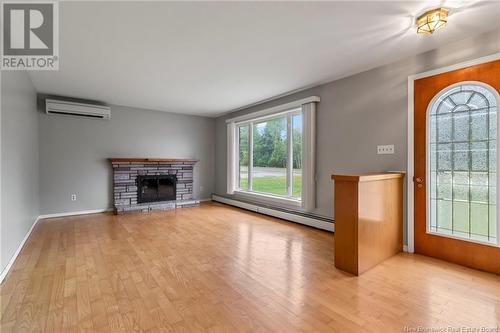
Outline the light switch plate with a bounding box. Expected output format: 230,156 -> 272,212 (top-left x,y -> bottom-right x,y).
377,145 -> 394,155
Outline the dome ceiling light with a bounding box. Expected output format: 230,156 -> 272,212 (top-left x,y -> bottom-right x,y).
416,7 -> 449,35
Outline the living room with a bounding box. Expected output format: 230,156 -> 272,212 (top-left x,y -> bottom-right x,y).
1,1 -> 499,332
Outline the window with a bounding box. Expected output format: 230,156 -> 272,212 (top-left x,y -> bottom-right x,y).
427,82 -> 499,245
292,114 -> 303,198
238,125 -> 249,190
236,110 -> 300,197
227,97 -> 318,210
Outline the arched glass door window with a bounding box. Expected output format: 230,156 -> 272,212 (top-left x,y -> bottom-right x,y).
428,82 -> 499,244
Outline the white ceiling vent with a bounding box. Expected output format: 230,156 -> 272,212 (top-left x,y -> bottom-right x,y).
45,99 -> 111,119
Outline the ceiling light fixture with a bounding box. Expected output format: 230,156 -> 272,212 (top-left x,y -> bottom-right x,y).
416,7 -> 449,35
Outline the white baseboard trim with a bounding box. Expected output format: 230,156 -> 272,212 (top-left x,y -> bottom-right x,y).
0,216 -> 40,284
38,208 -> 113,220
212,194 -> 334,232
39,201 -> 214,220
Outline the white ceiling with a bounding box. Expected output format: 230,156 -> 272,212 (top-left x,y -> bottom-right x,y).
29,1 -> 500,117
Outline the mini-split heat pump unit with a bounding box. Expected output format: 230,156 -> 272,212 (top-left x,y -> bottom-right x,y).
45,99 -> 111,119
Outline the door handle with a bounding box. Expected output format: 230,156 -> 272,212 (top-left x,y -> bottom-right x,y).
413,177 -> 424,188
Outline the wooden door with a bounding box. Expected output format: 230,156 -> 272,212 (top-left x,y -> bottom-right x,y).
414,60 -> 500,274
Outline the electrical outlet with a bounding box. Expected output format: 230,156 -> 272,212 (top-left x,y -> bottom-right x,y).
377,145 -> 394,155
71,194 -> 77,201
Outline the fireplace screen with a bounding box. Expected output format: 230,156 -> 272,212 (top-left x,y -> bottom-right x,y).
137,175 -> 177,203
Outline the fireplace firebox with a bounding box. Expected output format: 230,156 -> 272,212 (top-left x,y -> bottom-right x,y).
137,175 -> 177,203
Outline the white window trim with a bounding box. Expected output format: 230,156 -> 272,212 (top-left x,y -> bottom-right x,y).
227,121 -> 236,194
227,96 -> 319,211
406,52 -> 500,253
226,96 -> 320,123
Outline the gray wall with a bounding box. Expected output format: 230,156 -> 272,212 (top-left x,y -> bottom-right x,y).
1,71 -> 39,273
38,105 -> 215,215
215,28 -> 500,242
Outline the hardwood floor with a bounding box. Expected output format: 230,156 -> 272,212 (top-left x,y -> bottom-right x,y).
1,202 -> 499,332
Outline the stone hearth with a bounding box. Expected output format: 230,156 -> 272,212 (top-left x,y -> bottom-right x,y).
110,158 -> 199,214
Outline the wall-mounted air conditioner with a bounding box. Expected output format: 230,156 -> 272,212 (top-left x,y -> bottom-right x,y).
45,99 -> 111,119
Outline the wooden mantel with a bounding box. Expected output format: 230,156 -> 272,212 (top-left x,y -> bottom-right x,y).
109,158 -> 198,163
331,172 -> 405,275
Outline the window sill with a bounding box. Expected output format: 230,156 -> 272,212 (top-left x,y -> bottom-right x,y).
233,190 -> 302,208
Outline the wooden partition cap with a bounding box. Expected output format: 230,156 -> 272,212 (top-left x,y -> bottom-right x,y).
331,172 -> 405,182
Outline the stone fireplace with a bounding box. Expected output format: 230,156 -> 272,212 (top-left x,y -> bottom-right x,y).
110,158 -> 199,214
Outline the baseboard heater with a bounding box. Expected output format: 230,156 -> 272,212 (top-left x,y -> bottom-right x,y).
211,194 -> 334,232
